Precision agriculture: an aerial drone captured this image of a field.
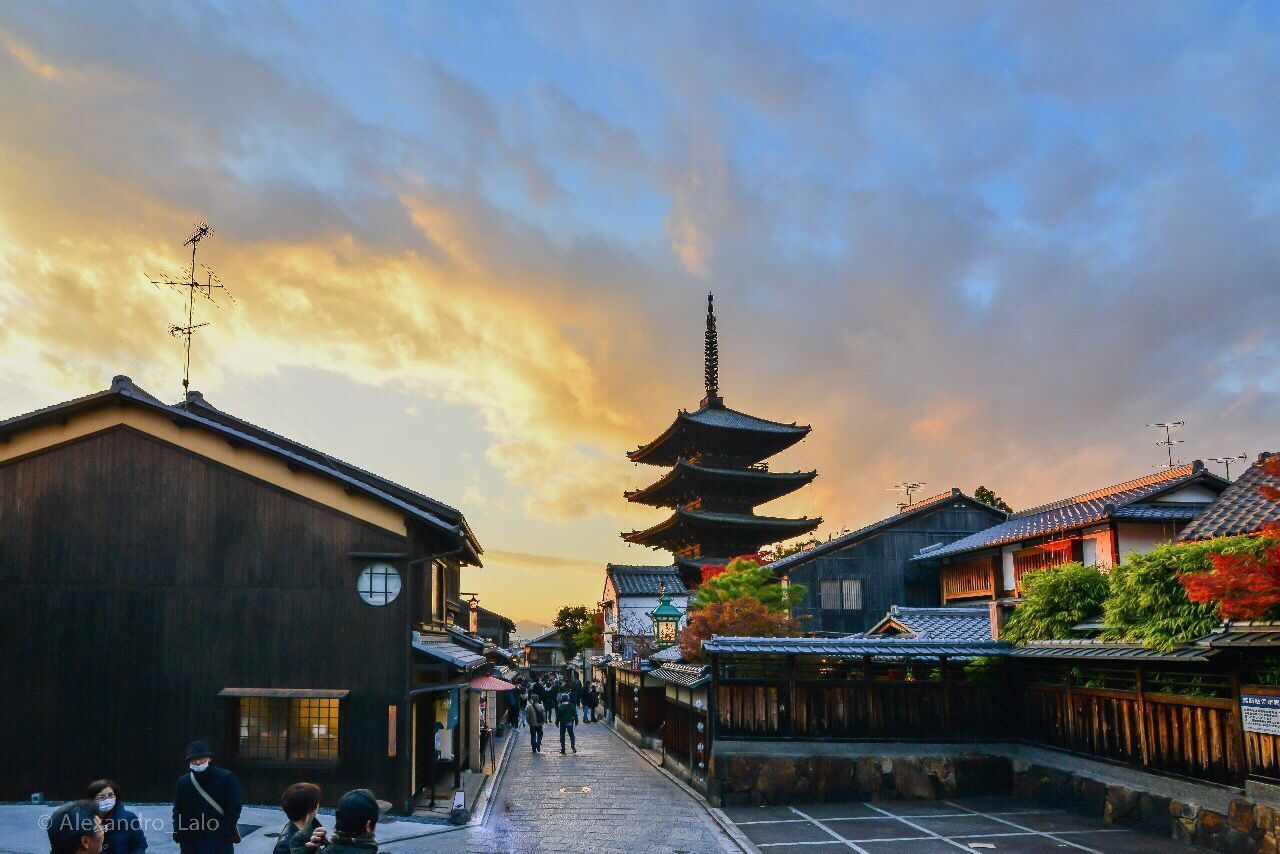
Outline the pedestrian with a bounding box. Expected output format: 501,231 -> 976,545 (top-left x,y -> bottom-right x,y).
47,800 -> 104,854
172,740 -> 242,854
275,782 -> 322,854
83,779 -> 147,853
583,682 -> 599,723
527,695 -> 546,753
293,789 -> 383,853
556,691 -> 578,754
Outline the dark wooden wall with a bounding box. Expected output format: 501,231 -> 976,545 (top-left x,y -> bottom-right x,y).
0,426 -> 414,806
789,502 -> 1004,634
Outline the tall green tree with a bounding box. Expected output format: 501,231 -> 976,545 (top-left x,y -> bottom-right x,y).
1000,562 -> 1108,643
973,485 -> 1013,514
553,604 -> 594,660
691,556 -> 805,613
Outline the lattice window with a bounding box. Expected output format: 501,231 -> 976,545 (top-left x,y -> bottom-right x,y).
1013,543 -> 1073,592
821,578 -> 862,610
238,698 -> 340,762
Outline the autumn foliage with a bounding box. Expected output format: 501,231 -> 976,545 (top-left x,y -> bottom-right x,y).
1179,457 -> 1280,621
678,596 -> 801,662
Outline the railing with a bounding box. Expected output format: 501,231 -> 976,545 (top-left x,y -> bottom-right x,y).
714,656 -> 1266,788
941,556 -> 996,602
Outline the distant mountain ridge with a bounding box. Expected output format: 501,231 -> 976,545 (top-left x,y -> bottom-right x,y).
512,619 -> 552,642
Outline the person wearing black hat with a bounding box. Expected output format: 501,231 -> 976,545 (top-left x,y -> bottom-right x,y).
293,789 -> 382,853
172,740 -> 242,854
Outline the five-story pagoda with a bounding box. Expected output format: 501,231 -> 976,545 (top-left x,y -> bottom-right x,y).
622,294 -> 821,587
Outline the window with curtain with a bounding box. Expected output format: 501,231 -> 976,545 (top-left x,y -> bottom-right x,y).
820,578 -> 862,610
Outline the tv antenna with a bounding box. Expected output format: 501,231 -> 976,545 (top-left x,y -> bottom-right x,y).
889,481 -> 927,510
1146,421 -> 1185,469
146,222 -> 235,396
1207,453 -> 1248,480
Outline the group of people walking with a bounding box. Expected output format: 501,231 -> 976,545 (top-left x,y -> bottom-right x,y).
508,673 -> 603,756
44,740 -> 386,854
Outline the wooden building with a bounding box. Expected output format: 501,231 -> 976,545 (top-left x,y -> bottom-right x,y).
914,463 -> 1228,604
474,606 -> 516,648
601,564 -> 689,654
0,376 -> 488,812
768,489 -> 1008,634
622,294 -> 820,588
522,628 -> 567,677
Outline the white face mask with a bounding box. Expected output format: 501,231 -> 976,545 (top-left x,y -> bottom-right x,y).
97,797 -> 116,814
189,761 -> 210,772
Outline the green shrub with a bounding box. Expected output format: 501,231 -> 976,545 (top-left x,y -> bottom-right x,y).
1102,538 -> 1269,651
1001,562 -> 1108,643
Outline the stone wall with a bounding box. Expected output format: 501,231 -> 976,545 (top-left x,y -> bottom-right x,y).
709,752 -> 1011,807
1012,762 -> 1279,853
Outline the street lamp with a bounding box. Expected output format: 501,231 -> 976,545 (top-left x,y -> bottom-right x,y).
649,582 -> 683,648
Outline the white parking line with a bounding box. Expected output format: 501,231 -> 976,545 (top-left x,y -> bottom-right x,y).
861,802 -> 979,851
787,806 -> 871,852
941,799 -> 1105,854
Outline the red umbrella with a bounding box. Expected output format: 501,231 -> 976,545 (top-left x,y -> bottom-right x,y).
470,674 -> 516,691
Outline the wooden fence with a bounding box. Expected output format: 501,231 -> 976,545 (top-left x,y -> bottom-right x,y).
713,654 -> 1278,788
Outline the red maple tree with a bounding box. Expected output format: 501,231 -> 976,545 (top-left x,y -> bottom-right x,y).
1180,457 -> 1280,620
698,553 -> 763,585
678,595 -> 801,663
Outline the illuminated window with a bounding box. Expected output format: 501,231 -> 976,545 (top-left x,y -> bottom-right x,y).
357,563 -> 401,606
238,698 -> 340,762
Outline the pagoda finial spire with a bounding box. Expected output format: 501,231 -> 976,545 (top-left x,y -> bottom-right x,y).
702,292 -> 722,408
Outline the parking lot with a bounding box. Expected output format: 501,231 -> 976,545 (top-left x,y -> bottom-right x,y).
718,794 -> 1202,853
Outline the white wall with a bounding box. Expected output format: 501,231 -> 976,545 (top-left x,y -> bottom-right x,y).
1001,545 -> 1018,592
1156,483 -> 1221,503
1116,522 -> 1181,561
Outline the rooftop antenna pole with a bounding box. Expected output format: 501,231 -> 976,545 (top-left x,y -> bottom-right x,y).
889,481 -> 927,511
1207,453 -> 1248,480
1146,421 -> 1186,469
146,222 -> 235,399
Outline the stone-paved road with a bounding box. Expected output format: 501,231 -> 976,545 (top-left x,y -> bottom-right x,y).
391,720 -> 740,854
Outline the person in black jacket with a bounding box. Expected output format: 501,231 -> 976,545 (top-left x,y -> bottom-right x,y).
275,782 -> 322,854
84,779 -> 147,854
556,693 -> 578,754
172,740 -> 242,854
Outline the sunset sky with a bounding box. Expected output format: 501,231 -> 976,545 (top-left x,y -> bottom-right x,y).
1,3 -> 1278,624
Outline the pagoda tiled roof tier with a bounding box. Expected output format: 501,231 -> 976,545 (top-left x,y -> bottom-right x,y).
624,457 -> 817,508
627,401 -> 810,467
622,506 -> 821,551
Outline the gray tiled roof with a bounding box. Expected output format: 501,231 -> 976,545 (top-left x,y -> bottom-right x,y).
525,627 -> 564,647
649,662 -> 710,688
650,645 -> 685,663
1195,622 -> 1280,648
1009,641 -> 1214,662
1180,453 -> 1279,541
703,636 -> 1008,657
683,404 -> 808,434
1110,502 -> 1208,521
411,634 -> 488,670
606,564 -> 689,596
915,464 -> 1226,561
868,605 -> 992,642
768,489 -> 1007,573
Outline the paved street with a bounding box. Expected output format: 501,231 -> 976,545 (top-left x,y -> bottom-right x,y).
405,719 -> 740,854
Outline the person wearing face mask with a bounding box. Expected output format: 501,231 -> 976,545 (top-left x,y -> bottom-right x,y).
172,740 -> 242,853
83,779 -> 147,853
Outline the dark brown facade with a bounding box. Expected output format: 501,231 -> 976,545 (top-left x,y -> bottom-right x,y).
0,379 -> 484,812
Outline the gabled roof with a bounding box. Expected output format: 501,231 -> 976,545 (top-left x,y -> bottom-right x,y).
915,463 -> 1227,562
0,376 -> 483,563
525,627 -> 564,647
411,633 -> 488,670
1179,452 -> 1279,541
476,605 -> 516,633
768,488 -> 1007,573
605,564 -> 689,597
865,605 -> 992,642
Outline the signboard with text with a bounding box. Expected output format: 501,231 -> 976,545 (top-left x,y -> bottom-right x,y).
1241,694 -> 1280,736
